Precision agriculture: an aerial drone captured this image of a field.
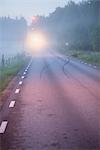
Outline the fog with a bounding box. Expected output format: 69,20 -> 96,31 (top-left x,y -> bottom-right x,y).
0,0 -> 99,60
0,17 -> 27,58
30,0 -> 100,51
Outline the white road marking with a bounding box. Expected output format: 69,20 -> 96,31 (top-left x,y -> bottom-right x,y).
21,76 -> 25,79
25,61 -> 32,71
19,81 -> 23,85
94,66 -> 97,69
15,89 -> 20,94
89,64 -> 92,67
23,72 -> 26,75
0,121 -> 8,133
9,101 -> 15,108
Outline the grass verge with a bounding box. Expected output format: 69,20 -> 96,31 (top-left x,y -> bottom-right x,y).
63,49 -> 100,67
0,57 -> 29,95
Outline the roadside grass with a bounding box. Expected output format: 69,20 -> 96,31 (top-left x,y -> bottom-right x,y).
0,58 -> 29,95
63,49 -> 100,67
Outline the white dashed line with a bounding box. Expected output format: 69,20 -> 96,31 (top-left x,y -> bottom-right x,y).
15,89 -> 20,94
79,60 -> 98,69
88,64 -> 92,67
21,76 -> 25,79
9,101 -> 15,108
19,81 -> 23,85
25,61 -> 32,72
93,66 -> 97,69
0,121 -> 8,134
23,72 -> 26,75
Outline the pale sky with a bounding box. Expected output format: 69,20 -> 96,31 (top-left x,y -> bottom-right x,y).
0,0 -> 82,21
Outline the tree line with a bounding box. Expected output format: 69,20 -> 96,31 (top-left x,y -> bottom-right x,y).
31,0 -> 100,51
0,17 -> 27,42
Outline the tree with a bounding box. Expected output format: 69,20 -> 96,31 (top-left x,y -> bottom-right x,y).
91,26 -> 100,51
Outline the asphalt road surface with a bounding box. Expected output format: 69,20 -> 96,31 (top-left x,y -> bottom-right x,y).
0,51 -> 100,150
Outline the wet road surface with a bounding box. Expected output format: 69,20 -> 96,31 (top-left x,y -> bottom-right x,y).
0,51 -> 100,150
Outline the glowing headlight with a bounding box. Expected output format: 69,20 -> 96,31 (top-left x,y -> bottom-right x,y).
26,31 -> 48,53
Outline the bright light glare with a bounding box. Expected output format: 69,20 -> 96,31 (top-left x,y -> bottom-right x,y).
26,31 -> 48,54
32,16 -> 38,23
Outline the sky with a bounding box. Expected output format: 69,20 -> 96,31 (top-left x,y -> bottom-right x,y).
0,0 -> 81,22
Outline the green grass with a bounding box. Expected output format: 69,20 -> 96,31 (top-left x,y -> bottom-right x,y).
76,53 -> 100,66
63,49 -> 100,67
0,58 -> 29,95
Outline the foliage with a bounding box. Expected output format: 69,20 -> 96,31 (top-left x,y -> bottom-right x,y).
0,54 -> 29,93
0,17 -> 27,41
31,0 -> 100,51
65,49 -> 100,66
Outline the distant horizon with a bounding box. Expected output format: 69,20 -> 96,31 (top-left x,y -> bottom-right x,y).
0,0 -> 83,23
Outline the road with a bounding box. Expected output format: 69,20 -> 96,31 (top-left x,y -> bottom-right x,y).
0,51 -> 100,150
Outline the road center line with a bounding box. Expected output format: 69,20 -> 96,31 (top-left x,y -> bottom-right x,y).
9,101 -> 16,108
0,121 -> 8,134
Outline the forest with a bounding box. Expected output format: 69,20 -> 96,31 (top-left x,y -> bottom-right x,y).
31,0 -> 100,51
0,17 -> 27,56
0,17 -> 27,42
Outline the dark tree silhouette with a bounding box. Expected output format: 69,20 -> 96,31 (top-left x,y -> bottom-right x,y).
31,0 -> 100,51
